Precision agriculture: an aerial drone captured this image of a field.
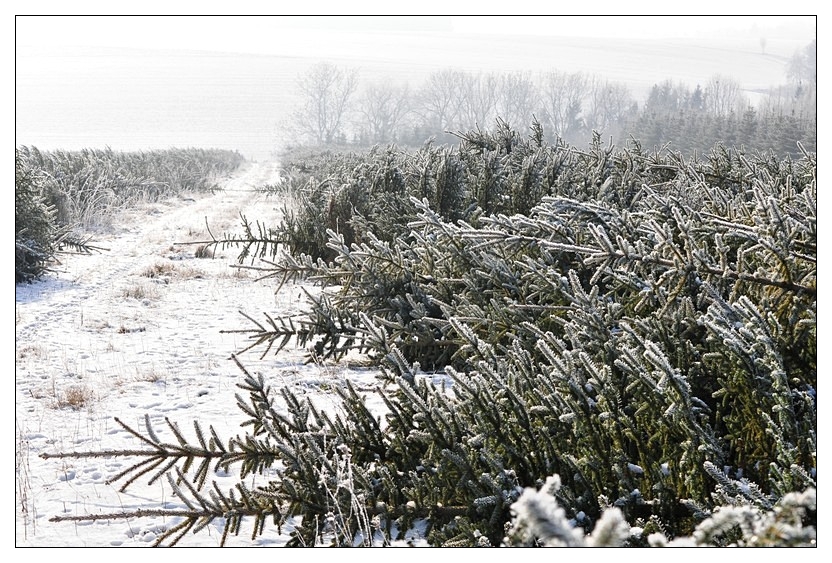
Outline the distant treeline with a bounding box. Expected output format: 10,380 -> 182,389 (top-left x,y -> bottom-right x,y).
284,40 -> 816,160
625,82 -> 815,159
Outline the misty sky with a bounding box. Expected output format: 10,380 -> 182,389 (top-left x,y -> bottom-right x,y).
14,13 -> 817,160
16,15 -> 815,57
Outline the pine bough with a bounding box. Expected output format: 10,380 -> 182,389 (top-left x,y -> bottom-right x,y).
42,126 -> 816,546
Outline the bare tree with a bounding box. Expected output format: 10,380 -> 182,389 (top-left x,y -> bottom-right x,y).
704,74 -> 747,118
495,71 -> 539,130
786,39 -> 817,86
457,71 -> 499,130
585,77 -> 634,136
759,83 -> 816,120
289,62 -> 359,145
358,81 -> 412,144
416,69 -> 466,134
539,70 -> 590,142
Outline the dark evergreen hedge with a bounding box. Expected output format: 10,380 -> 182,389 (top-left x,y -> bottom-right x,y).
43,125 -> 816,547
15,149 -> 58,283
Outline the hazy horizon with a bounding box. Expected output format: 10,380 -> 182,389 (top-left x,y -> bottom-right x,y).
15,15 -> 816,160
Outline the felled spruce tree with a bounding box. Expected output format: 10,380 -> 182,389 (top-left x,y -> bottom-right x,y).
206,118 -> 582,264
15,145 -> 245,282
44,124 -> 816,546
16,149 -> 60,283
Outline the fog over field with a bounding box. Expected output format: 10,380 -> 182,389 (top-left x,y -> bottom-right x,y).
16,15 -> 815,160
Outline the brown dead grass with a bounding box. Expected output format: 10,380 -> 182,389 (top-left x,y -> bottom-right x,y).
53,384 -> 95,410
140,260 -> 204,280
121,282 -> 160,300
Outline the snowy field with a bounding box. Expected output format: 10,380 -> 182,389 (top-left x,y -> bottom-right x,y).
14,161 -> 392,547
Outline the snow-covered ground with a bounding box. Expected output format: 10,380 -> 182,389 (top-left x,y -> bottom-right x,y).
14,161 -> 386,547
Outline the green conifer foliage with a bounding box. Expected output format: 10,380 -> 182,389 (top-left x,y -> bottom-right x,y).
15,149 -> 58,283
17,146 -> 244,230
43,124 -> 816,546
15,146 -> 245,283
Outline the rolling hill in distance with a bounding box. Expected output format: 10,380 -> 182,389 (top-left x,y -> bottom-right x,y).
16,24 -> 814,161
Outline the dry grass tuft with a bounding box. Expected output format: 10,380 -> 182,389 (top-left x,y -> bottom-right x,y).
54,384 -> 95,410
194,244 -> 215,259
136,367 -> 165,383
141,261 -> 177,278
16,343 -> 49,361
217,265 -> 252,280
141,260 -> 204,280
121,282 -> 159,300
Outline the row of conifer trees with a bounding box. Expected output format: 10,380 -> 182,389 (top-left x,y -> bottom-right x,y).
14,146 -> 244,283
48,122 -> 815,546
